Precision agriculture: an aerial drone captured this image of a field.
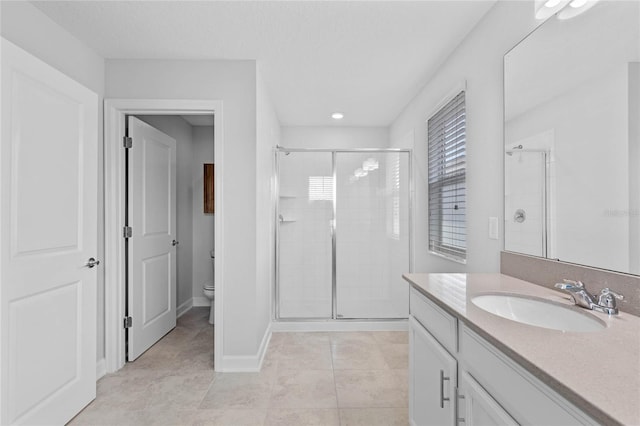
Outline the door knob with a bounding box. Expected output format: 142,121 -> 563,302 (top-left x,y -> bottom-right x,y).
172,240 -> 179,246
86,257 -> 100,268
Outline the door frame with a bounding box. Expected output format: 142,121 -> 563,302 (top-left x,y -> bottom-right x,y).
104,99 -> 224,373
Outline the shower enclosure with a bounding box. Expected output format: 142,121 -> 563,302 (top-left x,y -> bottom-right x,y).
274,148 -> 412,320
504,149 -> 548,257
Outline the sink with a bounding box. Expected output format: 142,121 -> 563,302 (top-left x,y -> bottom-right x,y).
471,293 -> 606,332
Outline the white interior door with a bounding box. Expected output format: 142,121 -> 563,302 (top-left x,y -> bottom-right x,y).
127,117 -> 177,361
0,38 -> 98,425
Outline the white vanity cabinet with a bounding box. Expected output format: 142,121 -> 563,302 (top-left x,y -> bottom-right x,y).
409,316 -> 457,426
457,370 -> 517,426
458,325 -> 597,426
408,287 -> 597,426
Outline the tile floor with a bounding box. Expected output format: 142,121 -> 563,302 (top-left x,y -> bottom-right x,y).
70,307 -> 409,425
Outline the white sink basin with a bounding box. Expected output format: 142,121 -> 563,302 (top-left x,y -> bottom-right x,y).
471,293 -> 606,332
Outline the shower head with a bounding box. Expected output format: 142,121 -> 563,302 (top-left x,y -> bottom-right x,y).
506,144 -> 524,156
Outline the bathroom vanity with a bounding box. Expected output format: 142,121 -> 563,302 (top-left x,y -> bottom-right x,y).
404,273 -> 640,426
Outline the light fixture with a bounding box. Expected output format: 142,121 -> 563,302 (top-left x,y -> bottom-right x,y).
534,0 -> 598,20
354,168 -> 367,178
331,112 -> 344,120
544,0 -> 562,7
535,0 -> 570,19
362,158 -> 379,171
569,0 -> 588,8
558,0 -> 599,19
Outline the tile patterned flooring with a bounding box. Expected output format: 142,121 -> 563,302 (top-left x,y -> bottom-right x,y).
70,308 -> 409,425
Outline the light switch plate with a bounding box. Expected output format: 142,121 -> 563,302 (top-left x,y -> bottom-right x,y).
489,217 -> 499,240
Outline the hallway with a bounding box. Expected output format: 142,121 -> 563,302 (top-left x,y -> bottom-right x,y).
70,308 -> 408,425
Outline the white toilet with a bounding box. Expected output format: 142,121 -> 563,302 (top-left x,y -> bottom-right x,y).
203,250 -> 215,324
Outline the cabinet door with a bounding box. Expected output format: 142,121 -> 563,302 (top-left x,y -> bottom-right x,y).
409,316 -> 457,426
458,370 -> 518,426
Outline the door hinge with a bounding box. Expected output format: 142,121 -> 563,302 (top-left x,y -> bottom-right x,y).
124,317 -> 132,328
123,226 -> 132,238
123,136 -> 133,149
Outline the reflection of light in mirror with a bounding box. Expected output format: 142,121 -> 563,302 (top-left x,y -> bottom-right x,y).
363,158 -> 379,171
308,176 -> 333,201
354,168 -> 367,178
391,154 -> 401,239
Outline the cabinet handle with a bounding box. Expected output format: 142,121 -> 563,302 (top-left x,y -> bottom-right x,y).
440,370 -> 450,408
455,387 -> 466,424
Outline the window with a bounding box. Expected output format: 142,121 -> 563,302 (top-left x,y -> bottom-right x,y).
308,176 -> 333,201
428,91 -> 466,262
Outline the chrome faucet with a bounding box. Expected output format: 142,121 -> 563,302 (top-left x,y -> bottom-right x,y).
554,279 -> 623,315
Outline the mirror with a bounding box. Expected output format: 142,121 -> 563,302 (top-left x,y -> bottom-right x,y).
504,1 -> 639,275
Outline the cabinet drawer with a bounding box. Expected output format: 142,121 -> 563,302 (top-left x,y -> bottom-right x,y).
459,325 -> 597,426
409,287 -> 457,354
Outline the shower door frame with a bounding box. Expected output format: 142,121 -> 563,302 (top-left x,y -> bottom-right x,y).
273,146 -> 413,322
504,148 -> 549,258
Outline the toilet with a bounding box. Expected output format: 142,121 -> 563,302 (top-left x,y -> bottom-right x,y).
203,250 -> 215,324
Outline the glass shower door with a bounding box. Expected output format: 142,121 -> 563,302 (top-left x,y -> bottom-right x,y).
276,151 -> 333,318
504,151 -> 547,257
335,151 -> 410,319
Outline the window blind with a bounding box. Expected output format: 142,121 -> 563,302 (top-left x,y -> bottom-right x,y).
428,91 -> 466,261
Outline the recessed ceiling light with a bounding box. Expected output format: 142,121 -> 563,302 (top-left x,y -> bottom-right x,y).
331,112 -> 344,120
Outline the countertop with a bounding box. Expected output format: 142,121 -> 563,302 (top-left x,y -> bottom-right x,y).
403,273 -> 640,426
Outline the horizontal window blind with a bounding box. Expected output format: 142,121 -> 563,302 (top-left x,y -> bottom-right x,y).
428,91 -> 466,261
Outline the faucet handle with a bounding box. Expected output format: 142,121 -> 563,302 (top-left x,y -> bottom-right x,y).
598,288 -> 624,308
555,279 -> 584,290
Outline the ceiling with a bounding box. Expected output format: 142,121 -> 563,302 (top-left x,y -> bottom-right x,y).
181,114 -> 215,127
33,1 -> 496,127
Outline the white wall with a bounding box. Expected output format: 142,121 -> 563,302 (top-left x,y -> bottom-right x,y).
135,115 -> 195,309
282,126 -> 389,150
390,1 -> 539,273
191,126 -> 215,305
256,68 -> 281,345
105,59 -> 263,359
0,2 -> 107,361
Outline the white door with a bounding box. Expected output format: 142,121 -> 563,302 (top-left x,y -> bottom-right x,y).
0,39 -> 98,425
127,117 -> 177,361
409,317 -> 457,426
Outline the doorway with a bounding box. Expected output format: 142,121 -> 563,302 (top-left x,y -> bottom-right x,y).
103,100 -> 224,373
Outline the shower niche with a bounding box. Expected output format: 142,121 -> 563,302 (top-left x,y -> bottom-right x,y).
275,148 -> 412,320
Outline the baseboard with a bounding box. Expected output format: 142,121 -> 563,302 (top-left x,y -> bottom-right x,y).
176,299 -> 194,318
271,319 -> 408,332
96,358 -> 106,380
217,323 -> 272,372
192,296 -> 211,307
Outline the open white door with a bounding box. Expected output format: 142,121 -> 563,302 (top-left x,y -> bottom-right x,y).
127,117 -> 177,361
0,39 -> 98,424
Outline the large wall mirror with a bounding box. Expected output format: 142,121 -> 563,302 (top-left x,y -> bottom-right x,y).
504,1 -> 639,275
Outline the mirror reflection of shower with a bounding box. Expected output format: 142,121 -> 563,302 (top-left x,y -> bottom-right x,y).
504,143 -> 550,257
